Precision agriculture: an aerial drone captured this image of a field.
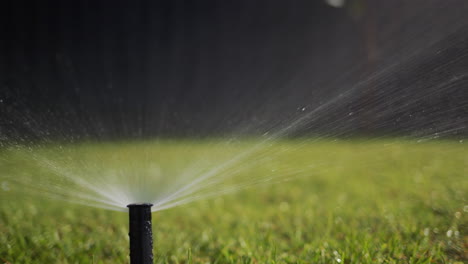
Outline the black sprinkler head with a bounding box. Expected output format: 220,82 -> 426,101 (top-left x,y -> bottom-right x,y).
127,203 -> 153,264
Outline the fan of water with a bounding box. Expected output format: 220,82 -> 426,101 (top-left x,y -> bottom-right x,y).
0,0 -> 467,212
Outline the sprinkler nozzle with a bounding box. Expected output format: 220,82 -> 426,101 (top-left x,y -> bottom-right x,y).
127,203 -> 153,264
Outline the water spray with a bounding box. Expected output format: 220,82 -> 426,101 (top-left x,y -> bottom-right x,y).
127,203 -> 153,264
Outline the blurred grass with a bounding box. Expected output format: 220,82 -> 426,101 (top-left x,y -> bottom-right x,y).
0,139 -> 467,263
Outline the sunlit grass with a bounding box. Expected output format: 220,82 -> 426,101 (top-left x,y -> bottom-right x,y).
0,139 -> 466,263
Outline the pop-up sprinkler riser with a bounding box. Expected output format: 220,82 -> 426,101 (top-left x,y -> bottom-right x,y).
127,203 -> 153,264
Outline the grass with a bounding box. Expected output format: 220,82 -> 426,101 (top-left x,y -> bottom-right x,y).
0,139 -> 467,263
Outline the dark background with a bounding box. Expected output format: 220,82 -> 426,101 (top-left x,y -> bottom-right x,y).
1,0 -> 467,141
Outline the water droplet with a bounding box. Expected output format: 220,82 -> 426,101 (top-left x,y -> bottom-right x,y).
301,107 -> 306,111
423,228 -> 430,236
446,230 -> 453,237
334,217 -> 343,224
1,181 -> 10,191
348,112 -> 354,116
0,99 -> 3,103
325,0 -> 346,8
464,205 -> 468,213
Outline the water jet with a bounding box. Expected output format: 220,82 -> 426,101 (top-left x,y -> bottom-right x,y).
127,203 -> 153,264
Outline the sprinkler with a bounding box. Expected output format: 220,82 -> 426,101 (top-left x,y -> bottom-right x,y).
127,203 -> 153,264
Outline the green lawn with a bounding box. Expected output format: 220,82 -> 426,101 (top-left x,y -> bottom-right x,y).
0,139 -> 467,263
